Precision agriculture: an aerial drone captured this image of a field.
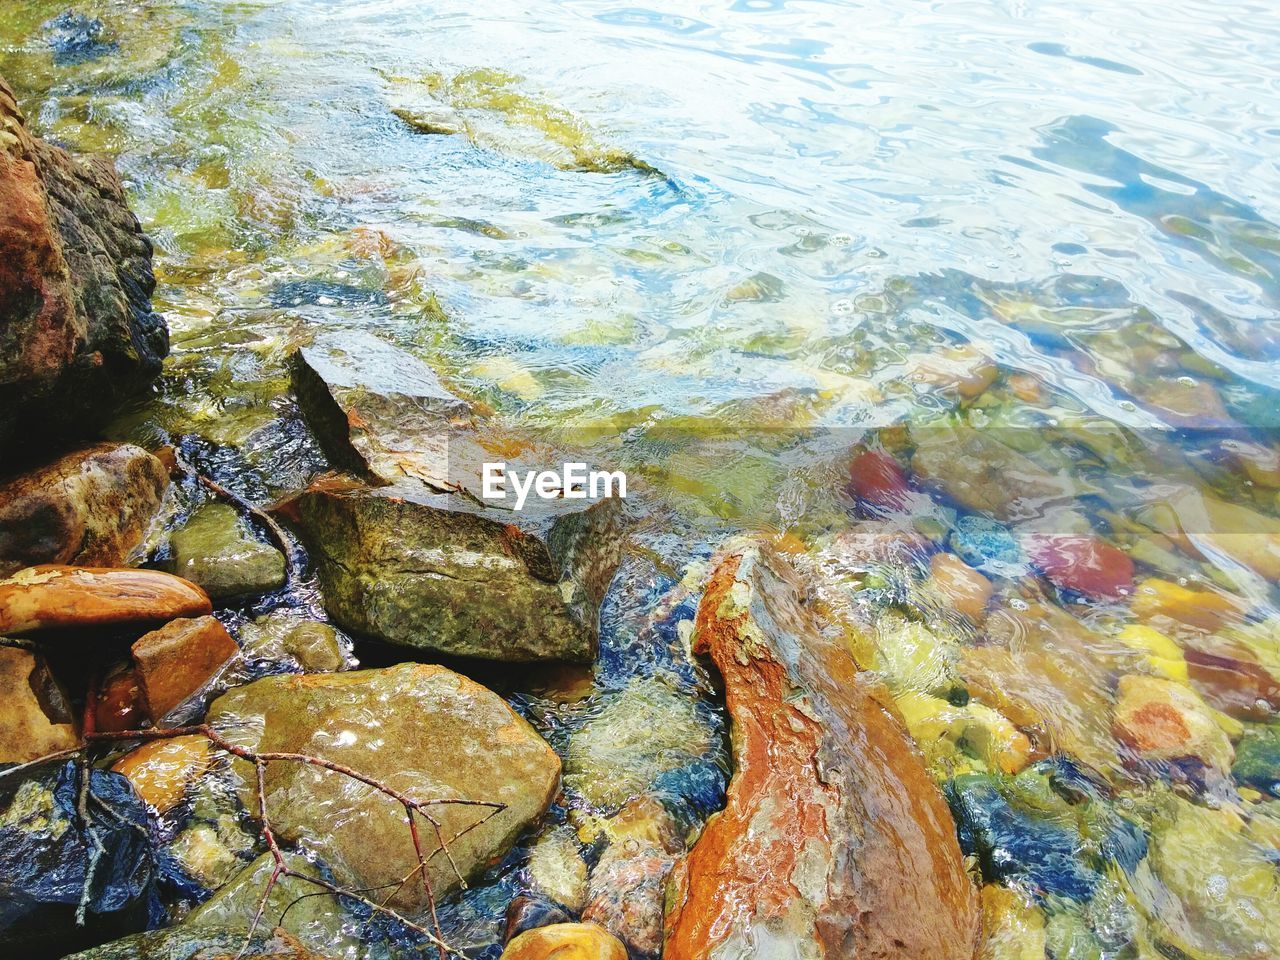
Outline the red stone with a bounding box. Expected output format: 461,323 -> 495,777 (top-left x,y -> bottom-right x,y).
848,449 -> 912,511
1026,535 -> 1133,600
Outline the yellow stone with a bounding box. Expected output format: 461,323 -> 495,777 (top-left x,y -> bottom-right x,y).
500,923 -> 628,960
1116,624 -> 1188,683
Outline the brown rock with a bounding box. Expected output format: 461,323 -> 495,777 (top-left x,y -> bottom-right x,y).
500,924 -> 628,960
664,544 -> 979,960
0,77 -> 167,454
0,645 -> 78,763
582,842 -> 674,957
0,443 -> 168,577
131,616 -> 239,720
94,664 -> 146,733
0,565 -> 211,635
928,551 -> 993,624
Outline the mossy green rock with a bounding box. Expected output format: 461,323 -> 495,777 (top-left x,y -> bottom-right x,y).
205,663 -> 561,912
166,503 -> 286,600
1232,723 -> 1280,795
564,676 -> 713,809
289,481 -> 622,662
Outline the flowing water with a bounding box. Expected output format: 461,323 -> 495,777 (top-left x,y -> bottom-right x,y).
4,0 -> 1280,957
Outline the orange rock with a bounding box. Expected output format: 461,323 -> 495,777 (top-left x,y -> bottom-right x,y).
95,664 -> 147,733
111,734 -> 213,812
1182,644 -> 1280,721
1008,373 -> 1043,404
132,615 -> 239,720
500,924 -> 628,960
664,544 -> 978,960
0,565 -> 211,635
0,646 -> 78,763
929,552 -> 993,623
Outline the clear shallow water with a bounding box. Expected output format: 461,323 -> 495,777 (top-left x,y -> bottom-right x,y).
5,1 -> 1280,957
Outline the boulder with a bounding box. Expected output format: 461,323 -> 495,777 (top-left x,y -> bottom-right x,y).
205,663 -> 561,911
500,924 -> 628,960
164,503 -> 286,600
0,644 -> 79,763
289,330 -> 470,487
0,77 -> 167,454
286,479 -> 622,661
664,544 -> 979,960
0,565 -> 211,634
0,759 -> 155,955
0,443 -> 168,578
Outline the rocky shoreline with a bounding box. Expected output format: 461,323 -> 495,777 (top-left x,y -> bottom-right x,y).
4,26 -> 1280,960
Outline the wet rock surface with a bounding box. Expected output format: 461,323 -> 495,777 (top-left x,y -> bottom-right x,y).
500,923 -> 628,960
0,443 -> 168,578
0,644 -> 79,763
205,663 -> 562,911
131,615 -> 240,721
164,504 -> 286,601
287,479 -> 622,661
0,565 -> 211,635
663,543 -> 980,960
289,330 -> 471,487
0,76 -> 167,453
0,759 -> 155,957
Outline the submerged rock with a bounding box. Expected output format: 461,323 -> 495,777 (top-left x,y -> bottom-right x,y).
0,443 -> 168,578
0,760 -> 155,956
0,77 -> 167,454
164,503 -> 286,600
1111,674 -> 1234,775
205,663 -> 561,911
289,330 -> 471,487
287,479 -> 622,662
500,923 -> 628,960
0,565 -> 211,635
1146,797 -> 1280,959
0,644 -> 79,763
664,544 -> 979,960
564,676 -> 713,808
238,611 -> 346,674
131,615 -> 239,721
111,734 -> 213,813
1231,723 -> 1280,795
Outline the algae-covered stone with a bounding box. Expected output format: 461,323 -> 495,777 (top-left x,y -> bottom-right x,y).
1146,797 -> 1280,959
1232,723 -> 1280,795
0,443 -> 168,577
564,676 -> 712,808
205,663 -> 561,911
527,824 -> 588,911
289,480 -> 622,662
239,610 -> 346,673
166,503 -> 286,600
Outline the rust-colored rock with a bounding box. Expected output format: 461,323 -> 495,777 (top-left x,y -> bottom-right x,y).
0,443 -> 168,577
0,77 -> 167,453
0,565 -> 211,635
131,615 -> 239,720
927,551 -> 993,624
0,645 -> 78,763
664,544 -> 979,960
500,924 -> 628,960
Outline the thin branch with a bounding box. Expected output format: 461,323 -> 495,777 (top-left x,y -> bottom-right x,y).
79,724 -> 506,958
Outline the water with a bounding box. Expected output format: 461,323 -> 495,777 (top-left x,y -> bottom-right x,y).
4,0 -> 1280,957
